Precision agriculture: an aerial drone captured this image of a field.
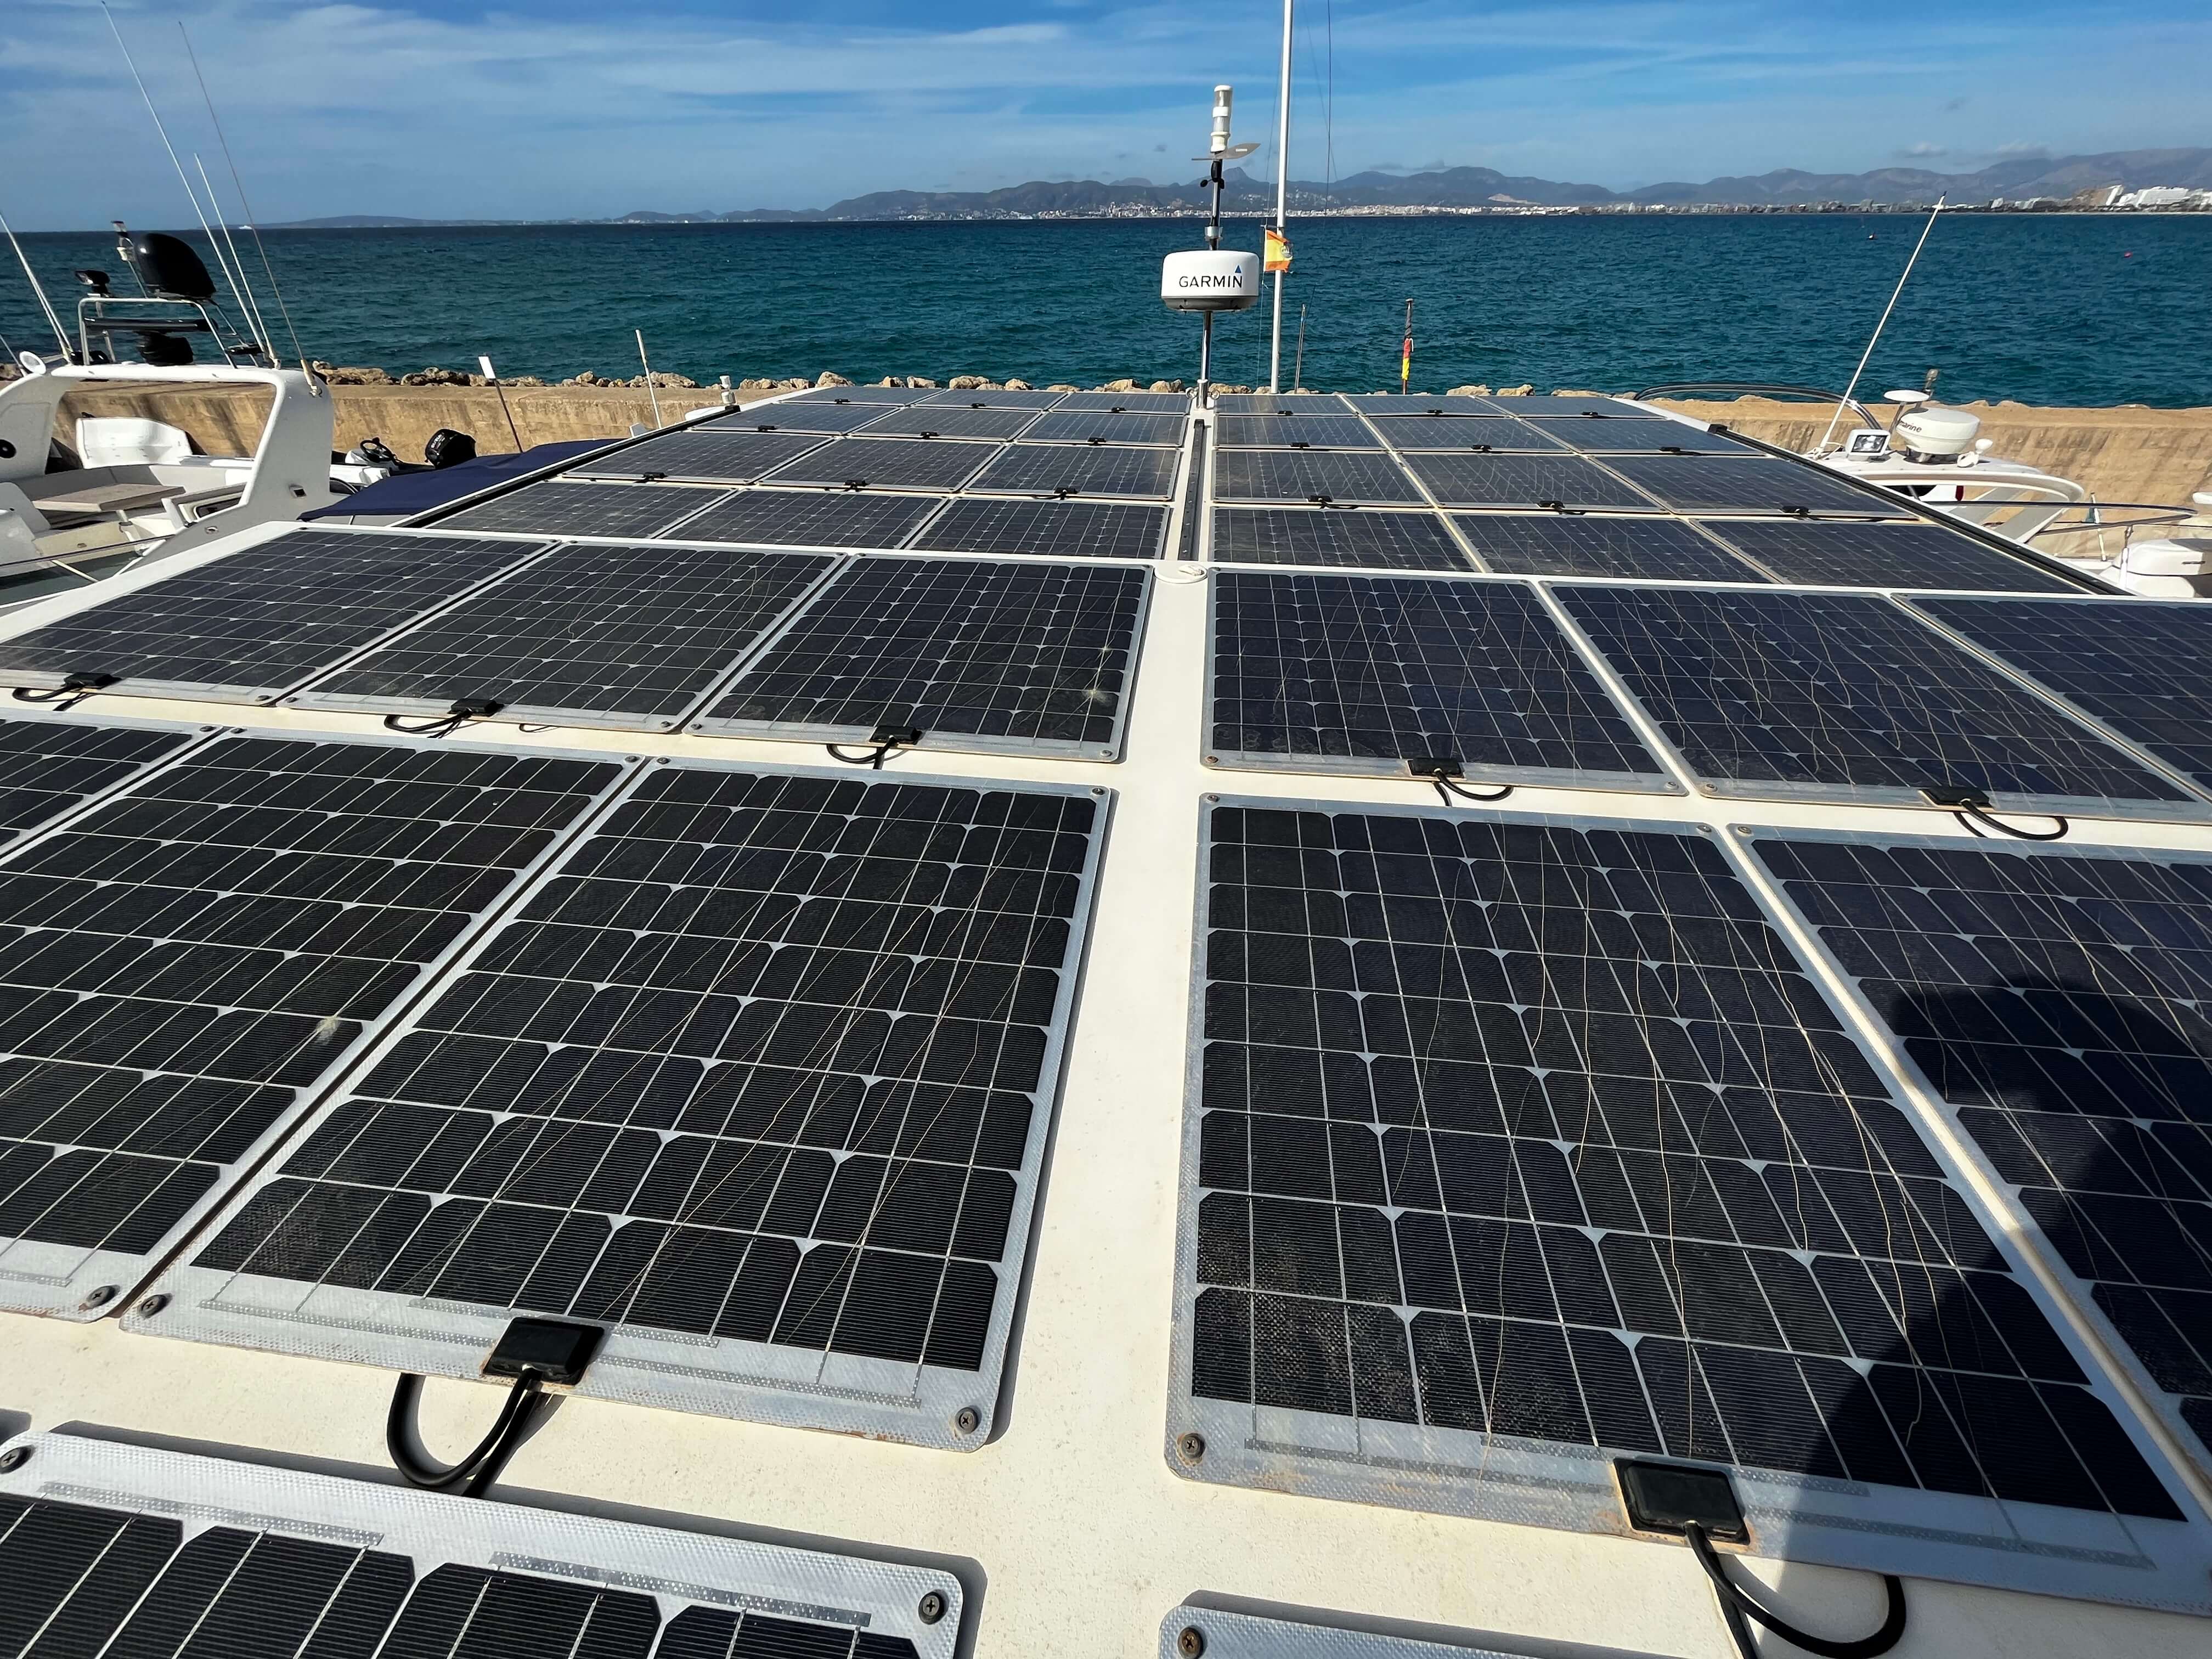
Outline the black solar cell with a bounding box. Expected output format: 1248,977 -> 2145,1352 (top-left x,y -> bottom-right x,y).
1405,454 -> 1656,511
1556,585 -> 2192,810
1539,421 -> 1756,455
1208,573 -> 1664,784
0,531 -> 545,699
1022,410 -> 1187,446
857,407 -> 1042,440
1712,521 -> 2079,592
1056,391 -> 1190,413
0,733 -> 623,1314
1215,393 -> 1348,415
568,430 -> 831,483
300,543 -> 837,728
1370,417 -> 1568,454
1214,450 -> 1423,506
1513,398 -> 1667,418
1346,395 -> 1502,415
1454,514 -> 1763,582
762,438 -> 1001,492
917,387 -> 1066,408
1755,832 -> 2212,1466
1210,509 -> 1471,571
667,489 -> 946,549
1184,801 -> 2184,1521
0,717 -> 199,842
1215,416 -> 1382,450
182,763 -> 1102,1439
1604,455 -> 1915,517
435,480 -> 734,538
1915,596 -> 2212,792
909,498 -> 1169,560
969,444 -> 1181,500
699,557 -> 1147,755
719,402 -> 893,434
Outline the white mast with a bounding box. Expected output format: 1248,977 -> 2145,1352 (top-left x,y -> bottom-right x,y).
1268,0 -> 1293,391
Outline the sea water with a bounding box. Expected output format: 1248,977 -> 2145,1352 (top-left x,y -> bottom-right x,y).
8,213 -> 2208,407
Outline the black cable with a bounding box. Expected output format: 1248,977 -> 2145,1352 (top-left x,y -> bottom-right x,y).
386,1370 -> 545,1496
826,741 -> 899,769
1434,775 -> 1511,806
1956,800 -> 2069,840
383,696 -> 504,741
1685,1523 -> 1907,1659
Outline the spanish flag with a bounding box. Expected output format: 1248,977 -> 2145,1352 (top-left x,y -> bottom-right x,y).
1263,226 -> 1291,272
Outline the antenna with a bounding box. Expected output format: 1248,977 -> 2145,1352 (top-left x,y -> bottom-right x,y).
1163,87 -> 1262,400
196,155 -> 273,359
1817,196 -> 1945,454
0,205 -> 70,358
1268,0 -> 1293,392
636,330 -> 665,427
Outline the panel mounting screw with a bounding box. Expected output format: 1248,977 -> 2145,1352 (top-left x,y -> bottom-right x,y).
917,1590 -> 948,1625
136,1293 -> 170,1317
80,1284 -> 119,1310
0,1446 -> 28,1473
1177,1625 -> 1206,1657
1176,1431 -> 1206,1463
953,1406 -> 981,1435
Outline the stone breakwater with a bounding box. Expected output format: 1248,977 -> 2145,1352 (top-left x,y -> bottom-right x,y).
302,365 -> 1205,394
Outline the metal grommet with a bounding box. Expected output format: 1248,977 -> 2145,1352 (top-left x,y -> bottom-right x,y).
135,1293 -> 170,1317
953,1406 -> 981,1435
0,1446 -> 30,1472
1177,1625 -> 1206,1657
81,1284 -> 119,1311
917,1590 -> 948,1625
1176,1431 -> 1206,1464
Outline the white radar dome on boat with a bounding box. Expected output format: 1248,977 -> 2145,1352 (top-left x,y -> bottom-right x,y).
1162,249 -> 1261,312
1892,405 -> 1982,463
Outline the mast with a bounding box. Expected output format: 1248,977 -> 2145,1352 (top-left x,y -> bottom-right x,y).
1268,0 -> 1293,391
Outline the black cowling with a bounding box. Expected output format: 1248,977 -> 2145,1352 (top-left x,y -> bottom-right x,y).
129,232 -> 216,301
424,428 -> 478,468
136,332 -> 195,367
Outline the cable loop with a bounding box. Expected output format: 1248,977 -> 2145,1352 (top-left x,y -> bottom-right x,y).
1685,1523 -> 1907,1659
386,1370 -> 545,1498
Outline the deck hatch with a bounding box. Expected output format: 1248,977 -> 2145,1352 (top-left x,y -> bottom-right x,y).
908,499 -> 1170,561
435,481 -> 736,539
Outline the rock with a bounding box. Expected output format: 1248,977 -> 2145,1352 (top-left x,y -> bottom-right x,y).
1149,379 -> 1185,393
1446,384 -> 1491,397
1214,383 -> 1251,394
1003,378 -> 1032,391
508,375 -> 546,387
776,376 -> 810,390
947,375 -> 988,390
737,378 -> 776,391
311,363 -> 396,385
905,376 -> 940,389
1552,388 -> 1604,397
645,372 -> 698,388
1097,377 -> 1139,392
815,371 -> 853,387
1494,383 -> 1534,397
1046,384 -> 1080,393
874,376 -> 906,387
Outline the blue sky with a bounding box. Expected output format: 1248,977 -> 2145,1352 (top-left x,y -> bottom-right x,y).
3,0 -> 2207,227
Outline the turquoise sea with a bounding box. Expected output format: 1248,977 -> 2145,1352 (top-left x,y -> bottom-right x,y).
7,213 -> 2208,407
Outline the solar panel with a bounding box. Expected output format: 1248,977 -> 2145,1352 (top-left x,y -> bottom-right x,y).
1210,509 -> 1472,571
0,715 -> 205,844
1174,798 -> 2207,1605
666,488 -> 946,549
1752,831 -> 2212,1475
1022,410 -> 1187,446
1539,421 -> 1756,455
1453,514 -> 1764,582
1604,454 -> 1915,517
1369,416 -> 1568,454
1404,454 -> 1657,510
1215,416 -> 1383,450
720,401 -> 895,434
857,407 -> 1041,440
1214,451 -> 1424,507
0,1432 -> 962,1658
695,558 -> 1147,758
0,731 -> 625,1318
1057,391 -> 1190,413
144,759 -> 1107,1446
1513,397 -> 1668,418
1912,596 -> 2212,792
1345,396 -> 1500,416
0,530 -> 547,703
1554,585 -> 2197,814
1162,1606 -> 1660,1659
1215,393 -> 1348,415
293,543 -> 838,730
968,443 -> 1180,501
1711,520 -> 2079,592
780,383 -> 928,403
567,430 -> 830,483
435,480 -> 734,538
908,498 -> 1170,560
916,387 -> 1066,409
1207,573 -> 1668,789
762,438 -> 1000,492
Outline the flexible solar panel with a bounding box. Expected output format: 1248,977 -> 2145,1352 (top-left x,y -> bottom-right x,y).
1514,398 -> 1668,419
1710,521 -> 2078,593
762,438 -> 1000,492
1207,572 -> 1668,789
857,407 -> 1041,441
916,388 -> 1065,409
1554,585 -> 2197,814
1214,451 -> 1424,507
140,759 -> 1107,1447
725,402 -> 895,434
1347,396 -> 1503,416
435,481 -> 733,538
782,384 -> 928,403
1057,391 -> 1189,413
1912,596 -> 2212,791
968,443 -> 1181,501
1216,394 -> 1348,415
0,1432 -> 962,1658
0,530 -> 548,703
1453,515 -> 1763,582
1172,799 -> 2210,1607
0,731 -> 626,1318
291,543 -> 837,730
567,431 -> 830,483
1370,417 -> 1568,454
1752,831 -> 2212,1474
0,715 -> 205,844
1539,421 -> 1756,455
1405,454 -> 1657,511
907,498 -> 1170,561
695,558 -> 1147,758
1161,1606 -> 1657,1659
1215,416 -> 1383,450
1210,509 -> 1472,571
1021,410 -> 1187,446
1604,455 -> 1914,517
665,489 -> 947,550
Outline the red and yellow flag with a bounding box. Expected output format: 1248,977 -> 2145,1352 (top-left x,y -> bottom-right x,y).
1263,226 -> 1291,272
